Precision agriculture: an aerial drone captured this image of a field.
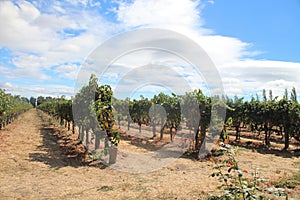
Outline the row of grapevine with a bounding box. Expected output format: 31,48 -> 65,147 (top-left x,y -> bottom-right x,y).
226,88 -> 300,149
113,89 -> 219,150
35,75 -> 220,154
72,74 -> 118,151
36,73 -> 299,155
0,89 -> 32,130
37,97 -> 74,132
113,88 -> 300,151
37,74 -> 118,154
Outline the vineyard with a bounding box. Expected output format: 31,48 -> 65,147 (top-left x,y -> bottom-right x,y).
1,74 -> 300,199
0,89 -> 32,130
34,75 -> 300,156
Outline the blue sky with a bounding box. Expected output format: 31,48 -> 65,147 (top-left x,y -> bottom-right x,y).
0,0 -> 299,99
203,0 -> 300,62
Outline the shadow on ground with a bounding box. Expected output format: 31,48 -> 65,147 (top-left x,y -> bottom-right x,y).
29,112 -> 299,169
229,140 -> 300,158
28,113 -> 107,170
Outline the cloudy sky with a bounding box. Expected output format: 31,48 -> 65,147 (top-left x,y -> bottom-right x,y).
0,0 -> 299,100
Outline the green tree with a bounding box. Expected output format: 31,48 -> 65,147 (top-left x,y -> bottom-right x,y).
30,97 -> 36,107
37,96 -> 45,106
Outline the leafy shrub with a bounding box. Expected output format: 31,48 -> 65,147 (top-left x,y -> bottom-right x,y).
209,144 -> 287,200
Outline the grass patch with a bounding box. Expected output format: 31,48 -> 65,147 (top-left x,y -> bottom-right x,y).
97,185 -> 113,191
293,170 -> 300,182
274,170 -> 300,189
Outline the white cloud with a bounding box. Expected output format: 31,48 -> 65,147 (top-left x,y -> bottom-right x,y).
54,64 -> 78,72
0,0 -> 299,100
217,59 -> 300,97
0,65 -> 11,76
196,35 -> 251,66
0,1 -> 50,52
117,0 -> 203,28
13,54 -> 47,69
33,14 -> 78,30
54,63 -> 80,80
0,81 -> 75,98
17,1 -> 40,21
0,0 -> 112,86
219,59 -> 300,82
65,0 -> 101,8
113,0 -> 300,98
115,0 -> 254,67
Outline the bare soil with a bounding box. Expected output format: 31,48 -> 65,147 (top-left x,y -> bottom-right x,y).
0,109 -> 299,199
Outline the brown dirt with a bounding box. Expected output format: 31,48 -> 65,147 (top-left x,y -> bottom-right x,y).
0,109 -> 299,199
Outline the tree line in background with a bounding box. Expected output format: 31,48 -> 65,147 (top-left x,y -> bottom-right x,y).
0,89 -> 32,130
37,96 -> 74,131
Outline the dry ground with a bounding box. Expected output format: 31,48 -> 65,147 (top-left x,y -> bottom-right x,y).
0,109 -> 299,199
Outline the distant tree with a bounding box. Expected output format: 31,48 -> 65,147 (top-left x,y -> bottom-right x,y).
256,93 -> 260,101
269,90 -> 273,101
30,97 -> 36,107
45,96 -> 53,102
37,96 -> 45,106
283,88 -> 288,100
262,89 -> 267,102
291,87 -> 297,102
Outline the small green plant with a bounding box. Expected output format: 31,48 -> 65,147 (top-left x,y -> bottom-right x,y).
209,145 -> 287,200
89,148 -> 109,160
273,170 -> 300,189
293,170 -> 300,182
97,185 -> 113,191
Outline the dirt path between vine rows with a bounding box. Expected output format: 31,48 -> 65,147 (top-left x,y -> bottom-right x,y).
0,109 -> 299,199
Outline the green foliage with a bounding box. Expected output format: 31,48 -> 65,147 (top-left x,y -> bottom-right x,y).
29,97 -> 36,107
226,89 -> 300,148
113,88 -> 300,151
38,97 -> 73,122
112,97 -> 129,127
0,89 -> 32,129
179,89 -> 212,149
89,148 -> 109,160
209,145 -> 288,200
219,117 -> 233,142
161,93 -> 181,132
210,146 -> 265,199
129,96 -> 152,127
37,83 -> 300,156
153,92 -> 181,129
73,84 -> 96,129
95,84 -> 120,146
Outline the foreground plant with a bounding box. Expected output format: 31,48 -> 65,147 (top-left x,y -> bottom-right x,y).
209,144 -> 287,200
